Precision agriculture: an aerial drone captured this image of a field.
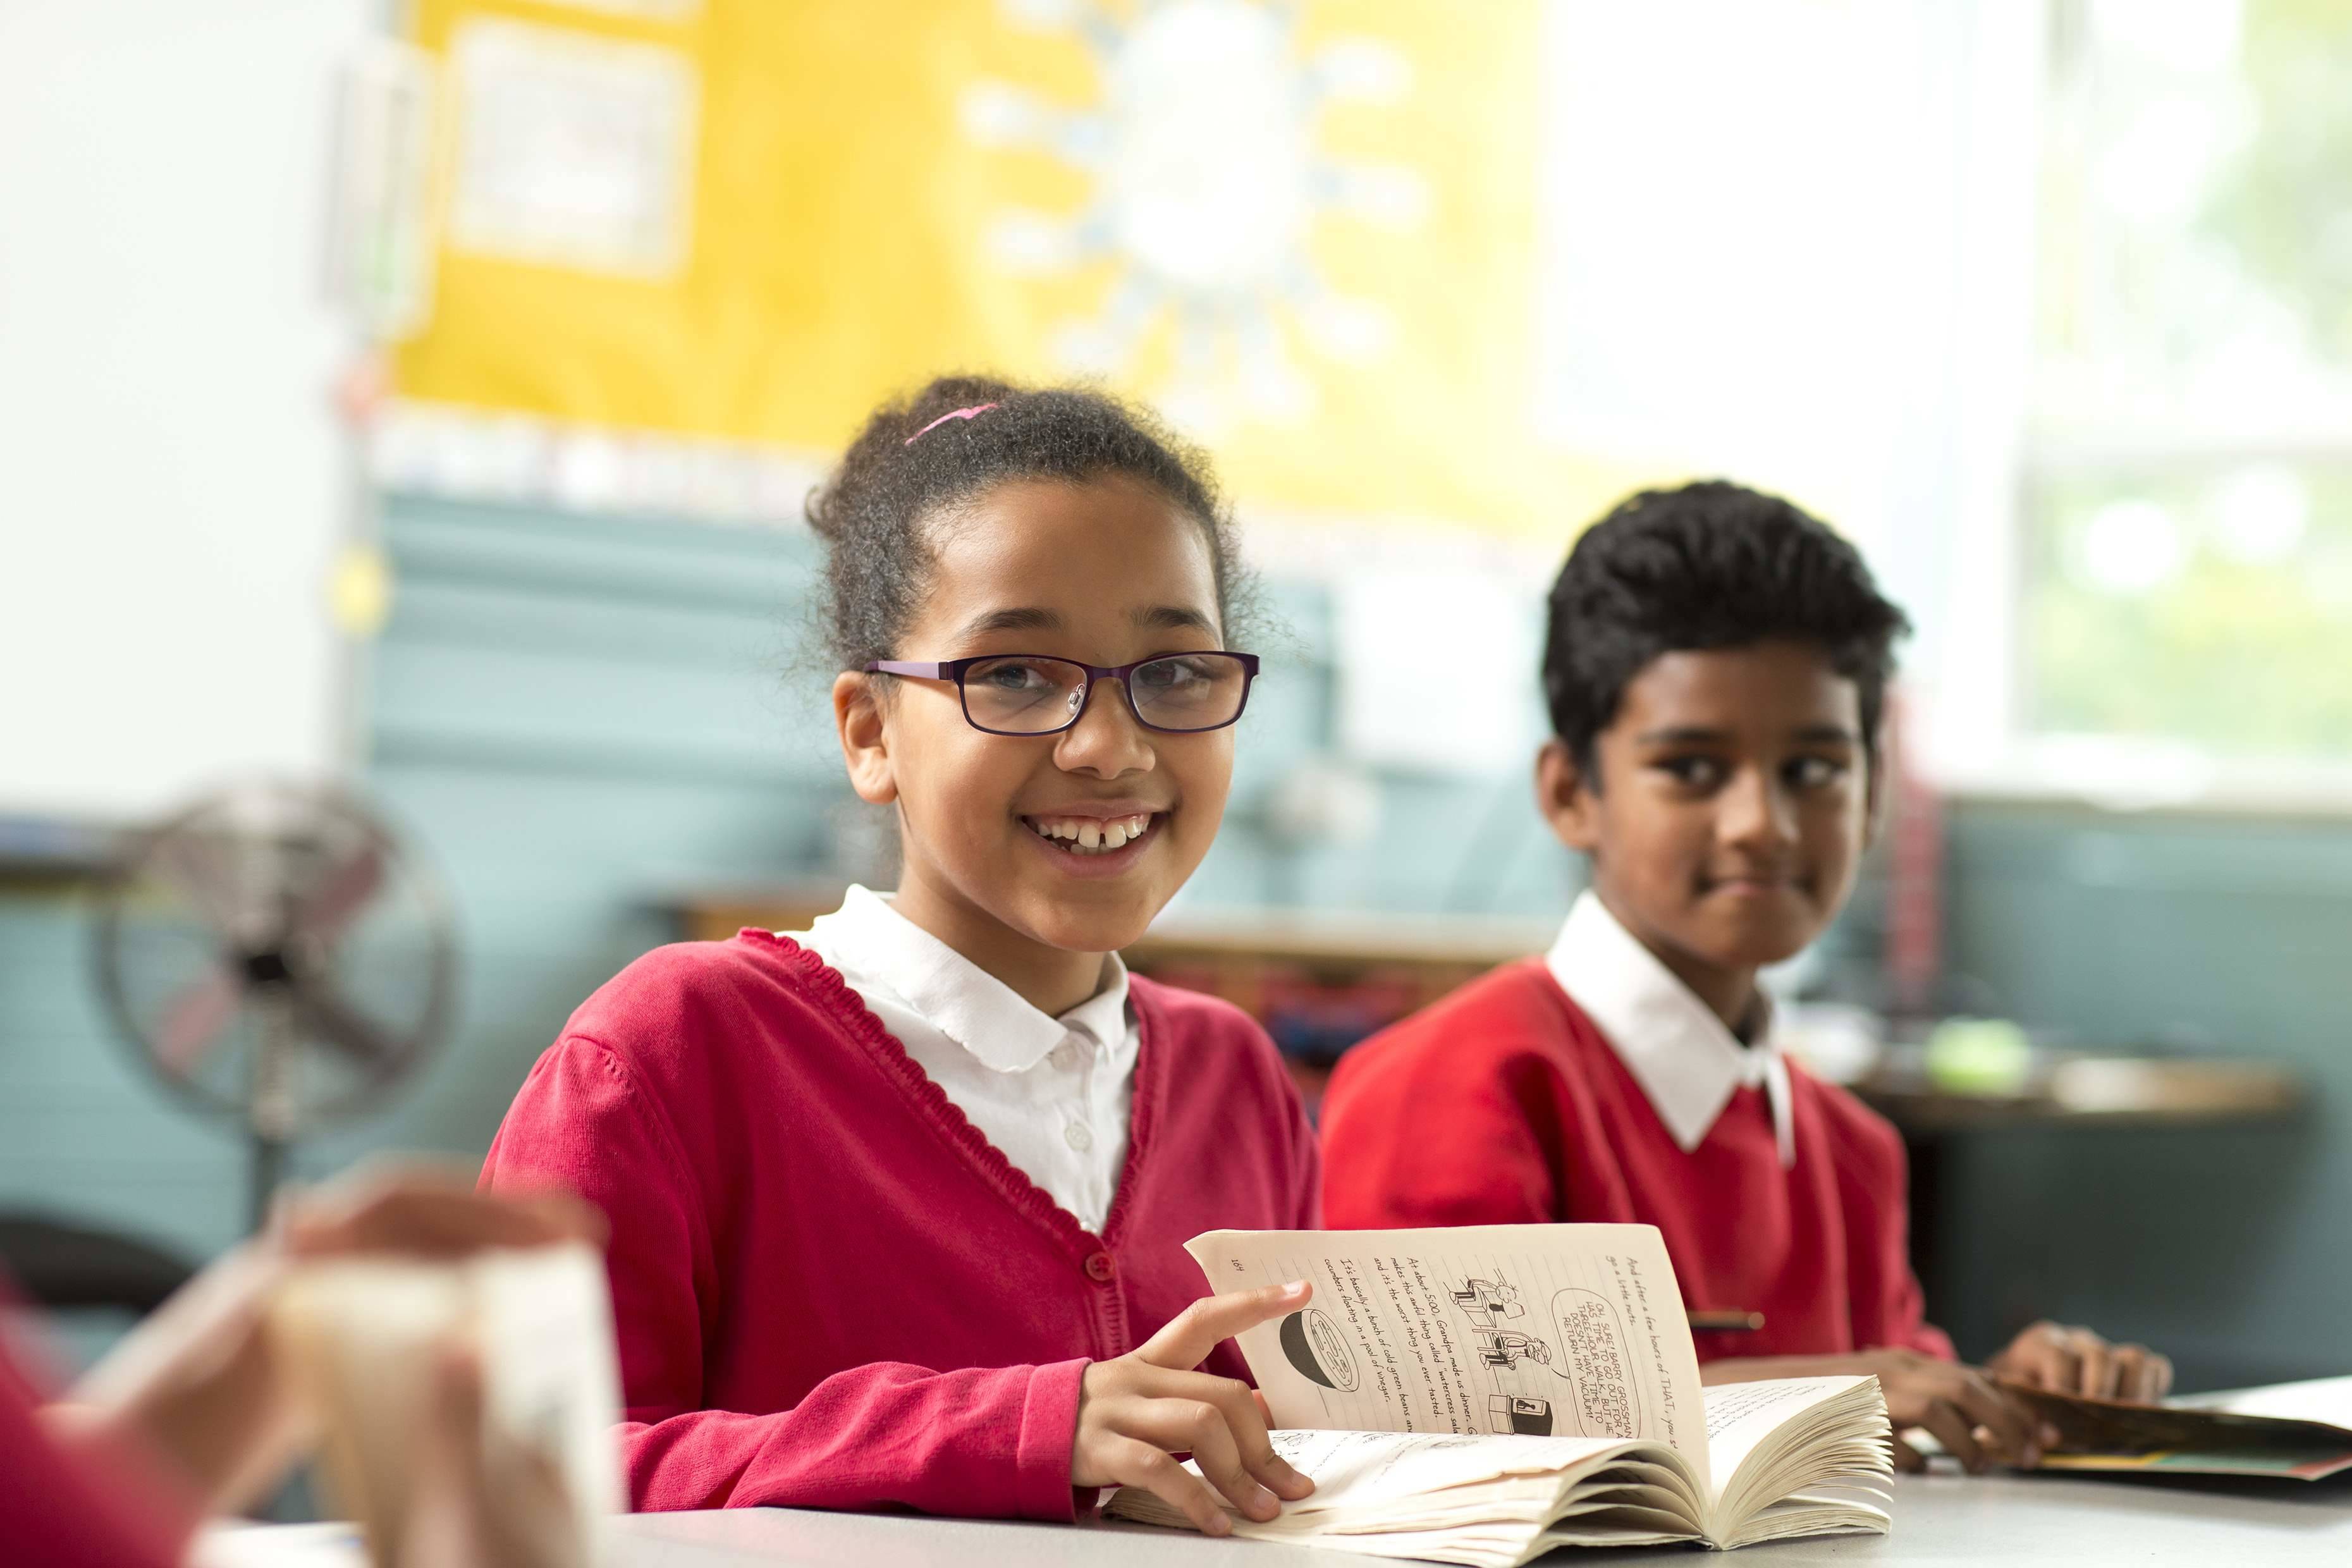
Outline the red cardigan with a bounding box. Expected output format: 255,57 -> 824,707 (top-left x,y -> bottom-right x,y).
0,1282 -> 198,1568
1320,960 -> 1952,1364
480,931 -> 1320,1519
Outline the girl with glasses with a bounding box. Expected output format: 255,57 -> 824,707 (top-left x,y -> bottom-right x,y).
482,376 -> 1320,1536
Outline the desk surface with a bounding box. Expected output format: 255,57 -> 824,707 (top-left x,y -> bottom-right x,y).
199,1470 -> 2352,1568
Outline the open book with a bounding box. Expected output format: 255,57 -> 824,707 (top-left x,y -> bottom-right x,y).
2006,1375 -> 2352,1481
1106,1225 -> 1892,1563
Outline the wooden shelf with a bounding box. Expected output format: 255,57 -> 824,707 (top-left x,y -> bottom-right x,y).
0,816 -> 119,889
671,883 -> 1550,978
667,884 -> 2308,1133
667,885 -> 1548,1111
1854,1049 -> 2307,1132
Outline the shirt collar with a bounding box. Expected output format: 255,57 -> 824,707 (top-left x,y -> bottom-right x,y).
1545,891 -> 1794,1167
804,885 -> 1130,1073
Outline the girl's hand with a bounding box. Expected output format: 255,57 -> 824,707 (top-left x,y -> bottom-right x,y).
1990,1321 -> 2172,1404
1704,1348 -> 2039,1474
1074,1279 -> 1318,1535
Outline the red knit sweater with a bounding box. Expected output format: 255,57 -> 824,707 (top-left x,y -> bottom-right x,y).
1320,961 -> 1952,1364
480,931 -> 1320,1519
0,1307 -> 196,1568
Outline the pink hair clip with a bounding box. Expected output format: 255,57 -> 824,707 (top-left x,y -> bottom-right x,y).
904,402 -> 1000,445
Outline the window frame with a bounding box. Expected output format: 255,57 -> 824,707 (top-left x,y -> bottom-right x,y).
1918,0 -> 2352,817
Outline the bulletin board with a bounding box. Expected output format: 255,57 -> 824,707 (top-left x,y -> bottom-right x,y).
392,0 -> 1641,537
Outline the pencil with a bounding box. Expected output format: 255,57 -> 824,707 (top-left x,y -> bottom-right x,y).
1687,1309 -> 1765,1333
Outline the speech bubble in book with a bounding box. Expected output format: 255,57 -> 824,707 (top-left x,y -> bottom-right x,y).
1278,1308 -> 1360,1392
1551,1289 -> 1645,1438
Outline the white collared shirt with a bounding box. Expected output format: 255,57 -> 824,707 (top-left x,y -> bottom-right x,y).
1545,891 -> 1796,1168
784,885 -> 1139,1232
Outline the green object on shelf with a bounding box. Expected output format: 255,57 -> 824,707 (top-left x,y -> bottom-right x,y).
1925,1017 -> 2035,1095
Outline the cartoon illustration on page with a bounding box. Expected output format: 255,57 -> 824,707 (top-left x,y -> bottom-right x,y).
1452,1277 -> 1526,1320
1450,1272 -> 1644,1440
1187,1225 -> 1708,1460
1474,1328 -> 1553,1369
1488,1392 -> 1557,1436
1277,1306 -> 1361,1392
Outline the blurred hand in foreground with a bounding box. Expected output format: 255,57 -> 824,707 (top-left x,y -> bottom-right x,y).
51,1163 -> 601,1518
396,1341 -> 585,1568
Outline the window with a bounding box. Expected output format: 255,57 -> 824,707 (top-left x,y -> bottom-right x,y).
2020,0 -> 2352,783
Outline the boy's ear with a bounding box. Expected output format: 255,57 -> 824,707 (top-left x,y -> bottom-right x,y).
833,672 -> 900,805
1861,733 -> 1889,852
1534,737 -> 1602,854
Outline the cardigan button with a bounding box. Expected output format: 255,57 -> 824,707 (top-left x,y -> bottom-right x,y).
1084,1250 -> 1117,1283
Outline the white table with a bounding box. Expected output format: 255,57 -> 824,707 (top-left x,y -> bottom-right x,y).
197,1469 -> 2352,1568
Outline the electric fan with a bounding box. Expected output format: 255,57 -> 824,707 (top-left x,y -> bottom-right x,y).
92,780 -> 457,1230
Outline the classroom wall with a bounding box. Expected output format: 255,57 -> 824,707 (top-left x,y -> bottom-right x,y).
1933,805 -> 2352,1387
1,500 -> 2343,1390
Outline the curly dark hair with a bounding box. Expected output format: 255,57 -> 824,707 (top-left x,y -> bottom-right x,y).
1543,480 -> 1911,772
804,374 -> 1253,671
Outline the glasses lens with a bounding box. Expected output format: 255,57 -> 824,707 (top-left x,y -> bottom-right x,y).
961,656 -> 1089,733
1129,653 -> 1249,731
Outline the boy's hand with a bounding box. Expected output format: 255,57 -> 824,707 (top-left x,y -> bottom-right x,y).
1990,1321 -> 2172,1404
1073,1280 -> 1318,1535
1868,1351 -> 2042,1474
1703,1347 -> 2040,1474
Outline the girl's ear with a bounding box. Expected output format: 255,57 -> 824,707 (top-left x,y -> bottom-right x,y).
833,671 -> 898,805
1534,737 -> 1602,854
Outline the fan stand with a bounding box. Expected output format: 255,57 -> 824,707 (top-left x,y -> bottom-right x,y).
245,956 -> 301,1233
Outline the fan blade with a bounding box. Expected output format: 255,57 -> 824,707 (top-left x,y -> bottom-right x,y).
150,830 -> 250,941
156,965 -> 243,1074
303,841 -> 385,943
288,981 -> 403,1075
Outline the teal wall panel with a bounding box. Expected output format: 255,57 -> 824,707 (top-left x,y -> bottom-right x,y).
1929,805 -> 2350,1385
0,895 -> 252,1265
308,498 -> 848,1172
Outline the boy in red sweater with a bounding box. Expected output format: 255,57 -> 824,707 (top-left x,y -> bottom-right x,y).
1321,481 -> 2171,1473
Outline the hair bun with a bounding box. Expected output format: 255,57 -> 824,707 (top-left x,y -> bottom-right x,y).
802,481 -> 845,542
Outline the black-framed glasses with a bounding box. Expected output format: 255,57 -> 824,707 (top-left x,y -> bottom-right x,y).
863,652 -> 1261,736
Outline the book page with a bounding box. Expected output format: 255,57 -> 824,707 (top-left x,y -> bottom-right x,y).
1108,1431 -> 1706,1548
470,1246 -> 629,1529
1701,1375 -> 1875,1493
1189,1224 -> 1710,1488
2005,1379 -> 2352,1481
1266,1427 -> 1642,1513
2179,1376 -> 2352,1428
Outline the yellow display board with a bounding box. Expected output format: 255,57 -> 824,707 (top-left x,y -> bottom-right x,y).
395,0 -> 1640,536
